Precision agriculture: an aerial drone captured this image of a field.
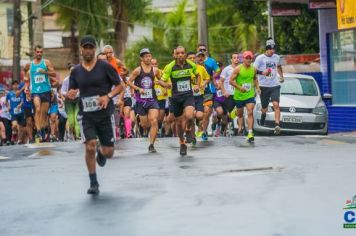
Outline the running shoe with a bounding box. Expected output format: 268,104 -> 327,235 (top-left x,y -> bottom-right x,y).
148,144 -> 157,153
191,138 -> 197,147
274,125 -> 281,135
96,144 -> 107,167
247,132 -> 255,142
201,132 -> 208,141
195,131 -> 203,138
87,182 -> 100,195
180,143 -> 187,156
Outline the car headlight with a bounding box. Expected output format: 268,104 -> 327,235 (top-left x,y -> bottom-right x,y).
312,103 -> 327,115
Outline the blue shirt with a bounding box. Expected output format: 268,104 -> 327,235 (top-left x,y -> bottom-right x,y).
6,90 -> 23,116
19,82 -> 33,109
204,57 -> 220,94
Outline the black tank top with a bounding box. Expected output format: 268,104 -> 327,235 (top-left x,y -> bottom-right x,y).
134,66 -> 156,101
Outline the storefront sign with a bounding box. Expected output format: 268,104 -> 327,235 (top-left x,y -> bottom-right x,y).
337,0 -> 356,30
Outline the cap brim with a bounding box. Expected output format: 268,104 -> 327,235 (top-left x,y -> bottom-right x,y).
81,42 -> 96,47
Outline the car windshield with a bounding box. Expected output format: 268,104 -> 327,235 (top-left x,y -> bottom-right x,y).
281,77 -> 318,96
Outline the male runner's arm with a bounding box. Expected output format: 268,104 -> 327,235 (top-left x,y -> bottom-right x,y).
127,67 -> 144,94
100,63 -> 124,110
229,67 -> 246,92
277,64 -> 284,83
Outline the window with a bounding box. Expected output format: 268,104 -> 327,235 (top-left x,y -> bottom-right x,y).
281,78 -> 318,96
329,29 -> 356,105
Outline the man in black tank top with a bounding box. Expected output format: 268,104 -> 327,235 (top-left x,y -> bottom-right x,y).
127,48 -> 169,153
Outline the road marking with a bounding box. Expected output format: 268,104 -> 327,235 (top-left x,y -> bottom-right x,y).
0,156 -> 10,160
320,139 -> 347,145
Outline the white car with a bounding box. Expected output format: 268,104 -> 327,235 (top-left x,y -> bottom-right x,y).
250,73 -> 328,135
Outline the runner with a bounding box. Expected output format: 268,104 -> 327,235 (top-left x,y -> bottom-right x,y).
187,51 -> 210,145
48,88 -> 59,142
103,45 -> 125,74
67,35 -> 123,195
61,63 -> 80,140
25,45 -> 57,142
219,53 -> 240,133
162,46 -> 200,156
152,58 -> 168,137
0,88 -> 11,145
229,51 -> 261,142
118,67 -> 134,138
6,81 -> 25,144
196,43 -> 220,141
127,48 -> 165,153
254,38 -> 284,134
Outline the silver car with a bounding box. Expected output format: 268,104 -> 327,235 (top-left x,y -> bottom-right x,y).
250,73 -> 328,135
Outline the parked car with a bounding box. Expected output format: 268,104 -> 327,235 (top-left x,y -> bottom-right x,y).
248,73 -> 328,135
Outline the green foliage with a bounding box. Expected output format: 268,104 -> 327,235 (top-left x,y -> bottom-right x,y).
52,0 -> 110,40
273,5 -> 319,54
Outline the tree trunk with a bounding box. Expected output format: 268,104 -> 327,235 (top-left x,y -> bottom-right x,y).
111,0 -> 129,60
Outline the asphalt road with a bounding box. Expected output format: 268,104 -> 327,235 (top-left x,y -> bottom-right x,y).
1,133 -> 356,236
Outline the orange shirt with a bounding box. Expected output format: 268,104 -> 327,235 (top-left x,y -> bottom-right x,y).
108,57 -> 122,74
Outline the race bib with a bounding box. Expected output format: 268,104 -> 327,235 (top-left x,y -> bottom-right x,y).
141,89 -> 153,99
242,83 -> 252,91
177,80 -> 191,92
216,90 -> 223,97
14,107 -> 21,114
34,75 -> 46,84
82,95 -> 101,112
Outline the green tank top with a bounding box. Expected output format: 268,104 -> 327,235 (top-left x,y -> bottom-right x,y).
233,64 -> 255,101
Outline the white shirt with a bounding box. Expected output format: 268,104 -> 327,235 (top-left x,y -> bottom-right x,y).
219,65 -> 236,95
254,53 -> 281,87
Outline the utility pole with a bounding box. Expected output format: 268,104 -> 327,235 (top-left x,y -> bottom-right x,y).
267,0 -> 274,39
197,0 -> 208,48
32,0 -> 43,47
12,0 -> 21,83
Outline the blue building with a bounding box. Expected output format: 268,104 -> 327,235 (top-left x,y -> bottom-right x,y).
263,0 -> 356,132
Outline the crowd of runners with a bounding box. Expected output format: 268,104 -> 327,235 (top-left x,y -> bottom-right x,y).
0,35 -> 284,193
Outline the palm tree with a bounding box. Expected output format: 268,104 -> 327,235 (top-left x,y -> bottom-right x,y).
51,0 -> 110,63
110,0 -> 152,59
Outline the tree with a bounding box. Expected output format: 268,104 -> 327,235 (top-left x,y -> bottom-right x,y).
125,0 -> 197,69
110,0 -> 151,59
51,0 -> 110,63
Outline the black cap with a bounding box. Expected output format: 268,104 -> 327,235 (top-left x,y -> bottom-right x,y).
80,35 -> 96,47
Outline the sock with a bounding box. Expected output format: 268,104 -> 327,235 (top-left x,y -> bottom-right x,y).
124,118 -> 132,138
248,129 -> 253,134
89,173 -> 98,185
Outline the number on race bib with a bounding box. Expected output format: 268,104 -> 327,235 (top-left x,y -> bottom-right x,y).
82,96 -> 102,112
34,75 -> 46,84
242,83 -> 252,91
14,107 -> 21,114
216,90 -> 223,97
177,80 -> 191,92
141,89 -> 153,99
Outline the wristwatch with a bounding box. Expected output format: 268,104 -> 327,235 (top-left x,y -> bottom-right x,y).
107,93 -> 113,99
